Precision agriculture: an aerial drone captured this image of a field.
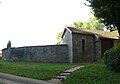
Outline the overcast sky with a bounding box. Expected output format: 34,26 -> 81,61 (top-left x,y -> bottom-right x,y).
0,0 -> 93,51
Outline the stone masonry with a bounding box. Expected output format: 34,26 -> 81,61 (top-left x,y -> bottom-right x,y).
2,44 -> 69,63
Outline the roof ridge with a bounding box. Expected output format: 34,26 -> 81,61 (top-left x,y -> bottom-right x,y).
66,27 -> 119,39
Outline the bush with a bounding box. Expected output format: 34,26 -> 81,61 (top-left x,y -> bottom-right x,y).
104,44 -> 120,72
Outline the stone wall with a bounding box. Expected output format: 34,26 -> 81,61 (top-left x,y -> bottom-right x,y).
94,37 -> 101,62
62,30 -> 73,63
72,33 -> 95,63
2,44 -> 69,63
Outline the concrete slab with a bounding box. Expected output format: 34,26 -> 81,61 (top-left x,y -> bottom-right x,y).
59,73 -> 71,76
55,76 -> 66,79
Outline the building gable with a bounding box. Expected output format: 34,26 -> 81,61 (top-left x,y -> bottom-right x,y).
62,27 -> 119,40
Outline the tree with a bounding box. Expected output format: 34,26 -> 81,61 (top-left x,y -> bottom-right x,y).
56,32 -> 63,44
71,17 -> 104,30
56,16 -> 104,44
86,0 -> 120,34
72,22 -> 83,28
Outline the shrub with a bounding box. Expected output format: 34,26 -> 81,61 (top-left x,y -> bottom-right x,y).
104,44 -> 120,72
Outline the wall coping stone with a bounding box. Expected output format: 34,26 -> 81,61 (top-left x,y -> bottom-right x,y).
2,44 -> 68,51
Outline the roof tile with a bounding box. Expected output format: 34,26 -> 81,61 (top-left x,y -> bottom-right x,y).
67,27 -> 119,39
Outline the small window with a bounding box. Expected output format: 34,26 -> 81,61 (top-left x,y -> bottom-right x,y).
81,39 -> 85,51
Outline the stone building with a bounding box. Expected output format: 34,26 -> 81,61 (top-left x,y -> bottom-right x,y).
62,27 -> 120,63
2,27 -> 120,63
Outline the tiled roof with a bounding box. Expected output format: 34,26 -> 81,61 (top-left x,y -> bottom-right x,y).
67,27 -> 119,39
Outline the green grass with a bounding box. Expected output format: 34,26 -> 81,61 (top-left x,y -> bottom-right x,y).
0,61 -> 75,80
62,64 -> 120,84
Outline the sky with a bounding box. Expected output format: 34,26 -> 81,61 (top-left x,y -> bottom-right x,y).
0,0 -> 93,51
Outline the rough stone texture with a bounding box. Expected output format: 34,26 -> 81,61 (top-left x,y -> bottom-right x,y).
94,37 -> 102,62
63,66 -> 84,73
3,27 -> 119,64
62,30 -> 73,63
72,33 -> 117,63
2,45 -> 69,63
55,76 -> 66,79
62,29 -> 102,63
62,29 -> 119,63
59,73 -> 71,76
72,33 -> 95,63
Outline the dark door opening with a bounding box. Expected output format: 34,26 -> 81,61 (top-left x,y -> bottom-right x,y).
101,39 -> 113,57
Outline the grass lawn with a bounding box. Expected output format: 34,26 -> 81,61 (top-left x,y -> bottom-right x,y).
0,61 -> 75,80
62,64 -> 120,84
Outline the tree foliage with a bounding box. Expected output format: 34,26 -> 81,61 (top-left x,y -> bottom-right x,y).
104,44 -> 120,72
86,0 -> 120,34
56,32 -> 63,44
71,17 -> 104,30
